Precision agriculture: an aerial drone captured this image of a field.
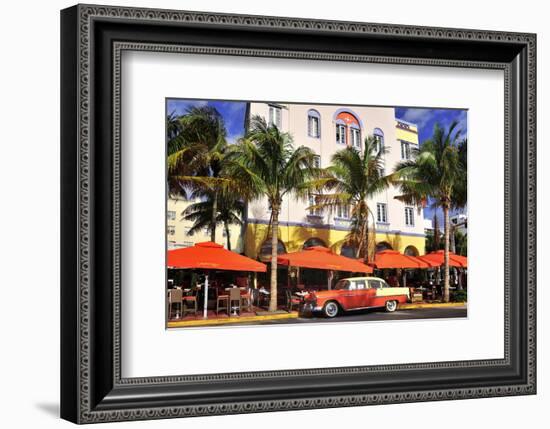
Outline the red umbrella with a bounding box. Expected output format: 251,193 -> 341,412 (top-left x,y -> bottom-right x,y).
418,250 -> 467,268
277,246 -> 373,273
369,250 -> 435,269
167,241 -> 266,272
167,242 -> 266,318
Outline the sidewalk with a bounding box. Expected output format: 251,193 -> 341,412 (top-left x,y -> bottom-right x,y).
167,311 -> 298,328
400,302 -> 467,310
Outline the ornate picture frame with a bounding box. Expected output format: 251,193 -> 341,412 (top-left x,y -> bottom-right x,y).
60,4 -> 536,424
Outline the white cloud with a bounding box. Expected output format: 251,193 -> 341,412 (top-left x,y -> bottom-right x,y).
399,108 -> 432,129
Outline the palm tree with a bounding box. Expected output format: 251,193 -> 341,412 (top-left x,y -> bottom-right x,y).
312,137 -> 390,262
225,116 -> 319,312
393,121 -> 465,302
167,106 -> 229,242
182,188 -> 245,251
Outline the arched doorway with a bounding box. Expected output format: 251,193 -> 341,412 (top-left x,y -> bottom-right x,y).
376,241 -> 393,253
259,239 -> 287,262
303,237 -> 327,250
340,243 -> 357,258
404,245 -> 419,256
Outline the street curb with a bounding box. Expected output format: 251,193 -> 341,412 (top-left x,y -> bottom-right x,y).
168,311 -> 299,328
400,302 -> 467,310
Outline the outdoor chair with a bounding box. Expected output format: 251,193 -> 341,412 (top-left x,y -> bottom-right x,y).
182,290 -> 198,316
167,288 -> 183,319
216,290 -> 229,315
285,289 -> 302,313
229,288 -> 242,316
240,289 -> 252,312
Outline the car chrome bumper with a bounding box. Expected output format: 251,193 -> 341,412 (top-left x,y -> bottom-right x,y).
299,301 -> 321,316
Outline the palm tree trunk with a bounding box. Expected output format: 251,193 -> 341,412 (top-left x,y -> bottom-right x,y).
433,213 -> 441,250
225,222 -> 231,251
269,205 -> 280,312
210,191 -> 218,242
443,204 -> 451,303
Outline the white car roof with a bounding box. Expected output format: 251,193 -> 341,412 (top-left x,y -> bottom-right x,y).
341,277 -> 386,282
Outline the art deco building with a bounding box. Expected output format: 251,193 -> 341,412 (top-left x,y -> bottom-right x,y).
243,102 -> 426,261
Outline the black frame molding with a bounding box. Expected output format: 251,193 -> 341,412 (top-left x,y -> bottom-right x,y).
61,4 -> 536,424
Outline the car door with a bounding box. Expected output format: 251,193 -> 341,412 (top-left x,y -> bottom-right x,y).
354,279 -> 369,308
365,279 -> 382,306
340,280 -> 358,310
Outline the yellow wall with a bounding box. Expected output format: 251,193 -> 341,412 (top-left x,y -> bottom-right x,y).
245,223 -> 425,259
395,126 -> 419,144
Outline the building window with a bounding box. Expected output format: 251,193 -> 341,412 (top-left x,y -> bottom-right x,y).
268,105 -> 282,128
167,225 -> 176,235
336,204 -> 350,219
373,128 -> 384,155
377,203 -> 388,223
350,127 -> 361,149
336,123 -> 346,145
167,210 -> 176,221
401,141 -> 411,160
313,155 -> 321,169
405,207 -> 415,226
307,110 -> 321,138
308,193 -> 322,216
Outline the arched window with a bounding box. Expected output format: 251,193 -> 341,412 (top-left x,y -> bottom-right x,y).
404,245 -> 419,256
334,110 -> 361,147
376,241 -> 393,253
340,243 -> 357,258
307,109 -> 321,138
259,239 -> 287,262
350,125 -> 361,149
303,237 -> 327,249
373,128 -> 384,154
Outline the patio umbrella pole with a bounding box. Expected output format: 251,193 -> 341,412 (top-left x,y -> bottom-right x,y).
203,273 -> 209,319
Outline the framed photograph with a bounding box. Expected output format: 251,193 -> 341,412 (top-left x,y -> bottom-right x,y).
60,4 -> 536,424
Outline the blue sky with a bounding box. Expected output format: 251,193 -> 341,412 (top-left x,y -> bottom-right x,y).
166,99 -> 247,144
167,99 -> 467,228
395,107 -> 468,226
395,107 -> 467,147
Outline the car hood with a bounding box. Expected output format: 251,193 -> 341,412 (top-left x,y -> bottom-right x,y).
309,290 -> 339,298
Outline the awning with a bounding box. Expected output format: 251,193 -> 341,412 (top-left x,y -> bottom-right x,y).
370,250 -> 435,269
167,242 -> 266,272
277,246 -> 373,273
418,250 -> 468,268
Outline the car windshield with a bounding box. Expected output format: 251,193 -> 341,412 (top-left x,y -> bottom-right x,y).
335,280 -> 350,290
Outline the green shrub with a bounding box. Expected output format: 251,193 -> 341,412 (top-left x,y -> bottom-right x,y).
452,289 -> 467,302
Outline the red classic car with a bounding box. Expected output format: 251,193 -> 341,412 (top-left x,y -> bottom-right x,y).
300,277 -> 410,318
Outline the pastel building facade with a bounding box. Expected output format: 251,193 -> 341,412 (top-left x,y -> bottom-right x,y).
244,102 -> 426,261
167,196 -> 243,252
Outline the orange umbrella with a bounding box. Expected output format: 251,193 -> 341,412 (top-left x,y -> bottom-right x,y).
369,250 -> 435,269
277,246 -> 373,273
418,250 -> 467,268
168,242 -> 266,319
167,241 -> 266,272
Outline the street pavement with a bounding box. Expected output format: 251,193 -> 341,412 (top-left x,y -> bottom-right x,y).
219,305 -> 467,327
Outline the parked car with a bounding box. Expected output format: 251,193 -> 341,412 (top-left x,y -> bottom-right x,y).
300,277 -> 410,318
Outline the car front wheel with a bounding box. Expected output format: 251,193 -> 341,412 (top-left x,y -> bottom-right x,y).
323,301 -> 340,318
385,300 -> 398,312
